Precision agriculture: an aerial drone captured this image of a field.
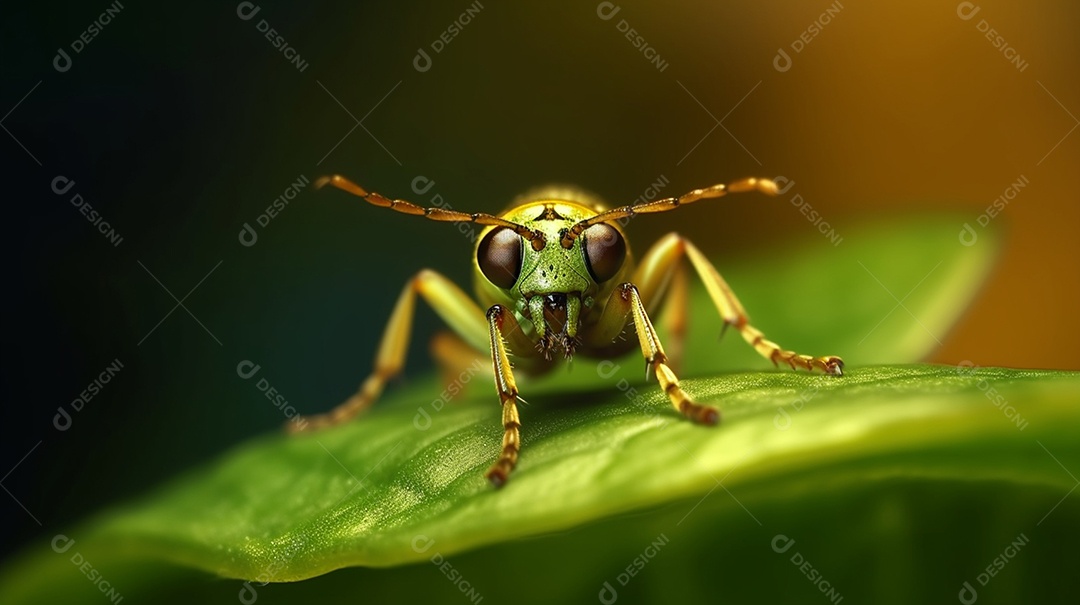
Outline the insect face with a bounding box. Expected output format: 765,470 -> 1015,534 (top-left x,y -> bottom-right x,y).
476,201 -> 631,358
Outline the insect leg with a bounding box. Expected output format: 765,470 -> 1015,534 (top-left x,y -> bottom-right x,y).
587,283 -> 720,425
289,269 -> 489,433
484,304 -> 525,487
640,233 -> 844,375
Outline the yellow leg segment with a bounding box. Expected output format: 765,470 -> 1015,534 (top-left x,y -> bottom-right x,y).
484,305 -> 524,487
289,269 -> 488,433
636,233 -> 844,375
589,282 -> 720,424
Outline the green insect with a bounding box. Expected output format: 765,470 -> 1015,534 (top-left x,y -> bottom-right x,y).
291,175 -> 844,486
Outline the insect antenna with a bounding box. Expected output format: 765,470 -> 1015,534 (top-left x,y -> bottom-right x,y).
558,177 -> 779,249
316,174 -> 548,250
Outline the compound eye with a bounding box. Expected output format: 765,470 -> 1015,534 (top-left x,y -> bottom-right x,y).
582,223 -> 626,283
477,227 -> 523,289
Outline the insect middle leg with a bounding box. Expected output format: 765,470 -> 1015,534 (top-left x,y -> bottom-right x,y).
635,233 -> 844,374
289,269 -> 490,433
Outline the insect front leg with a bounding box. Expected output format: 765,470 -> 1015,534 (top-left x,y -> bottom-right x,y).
585,283 -> 721,425
484,304 -> 526,487
638,233 -> 844,374
289,269 -> 489,433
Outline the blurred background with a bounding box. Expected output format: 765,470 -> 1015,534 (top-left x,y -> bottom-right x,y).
2,0 -> 1078,598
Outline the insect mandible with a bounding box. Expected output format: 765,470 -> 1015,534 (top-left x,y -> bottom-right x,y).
290,175 -> 844,487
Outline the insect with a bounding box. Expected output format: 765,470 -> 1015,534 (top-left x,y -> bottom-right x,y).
290,175 -> 844,487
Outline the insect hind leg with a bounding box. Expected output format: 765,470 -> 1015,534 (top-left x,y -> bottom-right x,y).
647,233 -> 844,375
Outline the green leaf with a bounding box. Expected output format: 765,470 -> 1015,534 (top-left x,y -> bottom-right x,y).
4,366 -> 1077,603
12,213 -> 1070,605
